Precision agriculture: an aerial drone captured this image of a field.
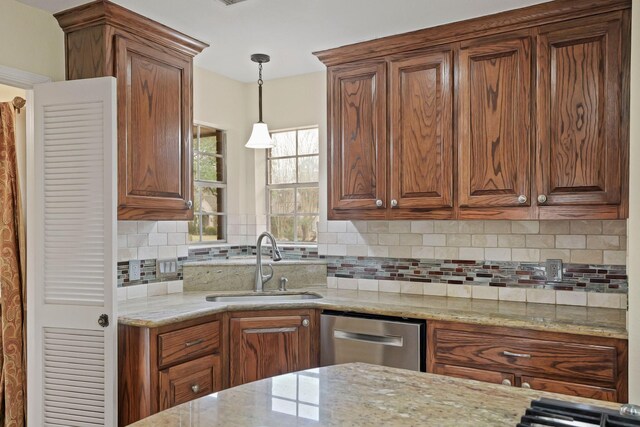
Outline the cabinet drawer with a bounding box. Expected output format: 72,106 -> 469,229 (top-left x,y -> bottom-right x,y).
521,376 -> 617,402
158,321 -> 220,367
159,354 -> 222,410
433,363 -> 515,386
431,328 -> 617,384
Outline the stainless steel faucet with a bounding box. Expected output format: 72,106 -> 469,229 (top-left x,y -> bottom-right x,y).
254,231 -> 282,292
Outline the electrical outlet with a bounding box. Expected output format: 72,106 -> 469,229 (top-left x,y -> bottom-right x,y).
545,259 -> 563,282
129,260 -> 141,281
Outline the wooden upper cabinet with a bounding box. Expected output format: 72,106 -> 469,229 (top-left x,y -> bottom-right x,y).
389,50 -> 454,212
55,0 -> 208,220
535,12 -> 627,217
458,35 -> 533,214
328,61 -> 387,219
116,37 -> 193,218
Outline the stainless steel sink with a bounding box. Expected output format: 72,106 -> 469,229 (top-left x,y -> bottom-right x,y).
206,292 -> 323,303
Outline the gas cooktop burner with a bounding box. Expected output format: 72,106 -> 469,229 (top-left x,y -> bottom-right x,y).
518,398 -> 640,427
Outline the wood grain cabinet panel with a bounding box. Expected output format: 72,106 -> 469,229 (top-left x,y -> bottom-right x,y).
55,1 -> 208,220
328,62 -> 387,219
536,13 -> 626,214
116,36 -> 194,219
427,321 -> 628,403
158,320 -> 220,367
159,354 -> 222,410
389,50 -> 454,211
458,35 -> 532,212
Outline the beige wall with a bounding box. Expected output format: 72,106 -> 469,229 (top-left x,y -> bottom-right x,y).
0,0 -> 64,81
627,0 -> 639,404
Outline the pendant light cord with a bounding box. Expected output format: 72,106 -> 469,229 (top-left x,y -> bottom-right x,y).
258,62 -> 263,123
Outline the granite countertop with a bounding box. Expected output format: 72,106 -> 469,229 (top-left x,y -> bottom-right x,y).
183,256 -> 327,267
118,288 -> 628,339
129,362 -> 622,426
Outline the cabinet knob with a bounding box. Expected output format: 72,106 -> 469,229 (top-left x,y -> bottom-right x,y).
375,199 -> 383,207
391,199 -> 398,208
97,314 -> 109,328
186,200 -> 193,209
191,384 -> 200,393
521,382 -> 531,389
517,195 -> 527,204
537,194 -> 547,204
501,379 -> 512,386
302,319 -> 310,327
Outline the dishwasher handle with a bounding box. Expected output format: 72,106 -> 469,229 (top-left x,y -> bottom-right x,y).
333,329 -> 404,347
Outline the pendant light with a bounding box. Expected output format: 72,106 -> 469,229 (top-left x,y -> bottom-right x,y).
245,53 -> 274,149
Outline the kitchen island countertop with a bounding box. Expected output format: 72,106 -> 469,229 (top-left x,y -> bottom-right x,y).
129,362 -> 622,426
118,288 -> 627,339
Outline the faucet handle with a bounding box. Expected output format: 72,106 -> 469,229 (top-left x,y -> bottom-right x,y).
279,277 -> 288,291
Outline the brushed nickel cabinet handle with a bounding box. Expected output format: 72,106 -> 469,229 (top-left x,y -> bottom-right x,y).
186,200 -> 193,208
390,199 -> 398,207
185,338 -> 204,347
502,350 -> 531,358
501,379 -> 512,386
517,195 -> 527,204
375,199 -> 383,207
521,382 -> 531,389
537,194 -> 547,204
302,319 -> 310,327
191,384 -> 200,393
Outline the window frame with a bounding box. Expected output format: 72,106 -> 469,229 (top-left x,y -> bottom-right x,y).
266,126 -> 320,244
190,122 -> 227,244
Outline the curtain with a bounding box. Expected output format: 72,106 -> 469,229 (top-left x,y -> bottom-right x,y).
0,102 -> 26,427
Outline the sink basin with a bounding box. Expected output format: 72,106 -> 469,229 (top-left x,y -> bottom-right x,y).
206,292 -> 323,303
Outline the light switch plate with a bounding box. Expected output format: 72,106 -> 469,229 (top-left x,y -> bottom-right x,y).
129,260 -> 141,281
545,259 -> 563,282
156,258 -> 178,279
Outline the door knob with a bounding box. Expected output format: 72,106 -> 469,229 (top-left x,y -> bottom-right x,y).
98,314 -> 109,328
521,382 -> 531,389
302,319 -> 310,327
537,195 -> 547,204
390,199 -> 398,207
501,379 -> 512,386
517,195 -> 527,204
186,200 -> 193,209
375,199 -> 383,207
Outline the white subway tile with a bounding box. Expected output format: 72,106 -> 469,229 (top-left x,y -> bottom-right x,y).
498,234 -> 525,248
167,280 -> 183,294
433,221 -> 458,233
356,233 -> 378,245
483,221 -> 511,233
603,250 -> 626,265
168,232 -> 187,245
511,248 -> 540,262
423,234 -> 446,246
337,233 -> 358,245
539,220 -> 570,234
127,234 -> 148,248
587,293 -> 621,309
539,249 -> 571,263
399,234 -> 422,246
423,283 -> 447,297
498,287 -> 526,302
138,246 -> 158,260
379,280 -> 401,293
148,233 -> 168,246
525,235 -> 555,249
459,247 -> 484,260
117,287 -> 127,301
326,277 -> 338,289
458,221 -> 484,233
177,245 -> 189,258
388,246 -> 412,258
158,246 -> 177,259
511,221 -> 539,234
118,248 -> 137,262
337,278 -> 357,290
602,220 -> 626,235
118,235 -> 128,248
118,221 -> 138,234
447,284 -> 472,299
137,221 -> 158,234
358,279 -> 379,292
411,221 -> 434,234
484,248 -> 511,261
556,290 -> 587,306
148,282 -> 168,297
389,221 -> 411,233
472,234 -> 497,247
435,247 -> 459,259
327,244 -> 347,256
586,235 -> 620,250
368,246 -> 389,257
472,286 -> 498,300
411,246 -> 434,259
346,245 -> 369,257
527,288 -> 556,304
378,233 -> 400,246
556,235 -> 586,249
570,250 -> 603,264
328,221 -> 348,233
400,281 -> 423,295
446,234 -> 471,247
157,221 -> 177,233
570,220 -> 602,235
368,221 -> 389,233
126,284 -> 147,300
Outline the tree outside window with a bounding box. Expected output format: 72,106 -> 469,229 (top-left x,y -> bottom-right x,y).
267,127 -> 319,243
189,124 -> 226,243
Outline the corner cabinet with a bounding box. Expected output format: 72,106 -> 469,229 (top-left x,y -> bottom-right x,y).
316,0 -> 630,220
427,321 -> 628,403
55,0 -> 208,220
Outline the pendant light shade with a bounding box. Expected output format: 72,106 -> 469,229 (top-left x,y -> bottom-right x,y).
245,53 -> 274,149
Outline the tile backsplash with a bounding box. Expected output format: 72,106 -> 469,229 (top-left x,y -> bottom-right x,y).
317,220 -> 627,265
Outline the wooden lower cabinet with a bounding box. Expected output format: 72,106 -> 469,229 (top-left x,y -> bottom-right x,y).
229,309 -> 320,387
119,309 -> 319,426
427,321 -> 628,403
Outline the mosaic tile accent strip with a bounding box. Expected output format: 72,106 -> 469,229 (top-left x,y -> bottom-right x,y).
326,256 -> 627,294
118,244 -> 320,287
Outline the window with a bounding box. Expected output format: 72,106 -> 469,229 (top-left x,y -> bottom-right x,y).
267,127 -> 319,243
189,124 -> 226,243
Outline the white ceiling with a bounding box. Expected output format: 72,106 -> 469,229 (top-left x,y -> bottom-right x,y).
19,0 -> 549,82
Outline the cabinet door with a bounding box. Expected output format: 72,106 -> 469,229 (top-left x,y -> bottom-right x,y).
536,15 -> 624,210
389,50 -> 453,211
328,62 -> 387,219
520,376 -> 617,402
116,36 -> 193,220
458,35 -> 532,211
230,314 -> 312,387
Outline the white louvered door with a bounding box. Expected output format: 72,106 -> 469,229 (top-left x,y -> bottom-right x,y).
27,77 -> 117,427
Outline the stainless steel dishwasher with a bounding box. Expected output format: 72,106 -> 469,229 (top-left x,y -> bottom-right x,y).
320,311 -> 426,372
